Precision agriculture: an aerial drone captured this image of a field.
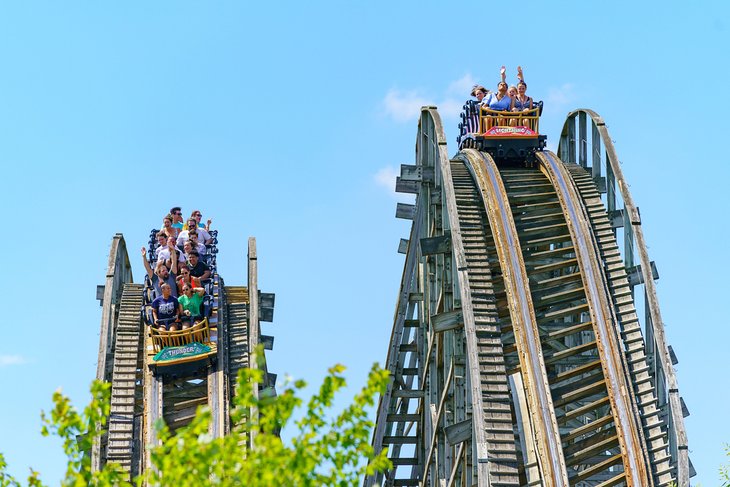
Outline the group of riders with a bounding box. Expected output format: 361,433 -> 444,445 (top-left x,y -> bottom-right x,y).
470,65 -> 534,113
143,207 -> 217,332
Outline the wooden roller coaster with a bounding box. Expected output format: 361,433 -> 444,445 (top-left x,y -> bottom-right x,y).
89,105 -> 690,487
91,235 -> 275,481
366,107 -> 692,487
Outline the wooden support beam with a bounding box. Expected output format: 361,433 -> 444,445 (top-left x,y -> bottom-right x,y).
681,397 -> 690,418
260,307 -> 274,323
431,309 -> 464,333
444,419 -> 472,445
629,206 -> 642,225
259,292 -> 275,308
261,335 -> 274,351
608,209 -> 625,229
626,261 -> 659,287
400,164 -> 434,183
247,237 -> 260,446
668,345 -> 678,365
594,176 -> 607,194
383,436 -> 418,445
395,177 -> 419,194
392,389 -> 423,399
396,203 -> 416,220
387,413 -> 420,422
408,292 -> 423,302
420,233 -> 452,256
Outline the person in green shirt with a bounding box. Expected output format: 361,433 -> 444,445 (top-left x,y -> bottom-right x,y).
178,285 -> 205,329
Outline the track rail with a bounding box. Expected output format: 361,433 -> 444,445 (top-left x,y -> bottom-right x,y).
559,109 -> 690,485
370,107 -> 688,487
449,156 -> 520,486
465,149 -> 568,485
564,163 -> 674,484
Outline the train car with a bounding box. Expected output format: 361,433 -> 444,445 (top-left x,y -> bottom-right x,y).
141,226 -> 220,379
148,318 -> 218,377
457,100 -> 547,163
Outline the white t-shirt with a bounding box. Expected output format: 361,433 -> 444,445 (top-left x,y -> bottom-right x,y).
156,245 -> 186,264
177,227 -> 212,246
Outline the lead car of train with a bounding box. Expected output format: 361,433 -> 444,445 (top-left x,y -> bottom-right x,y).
140,228 -> 220,379
457,100 -> 547,163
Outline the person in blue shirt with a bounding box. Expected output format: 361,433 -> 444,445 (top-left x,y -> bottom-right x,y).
483,65 -> 514,112
170,206 -> 184,234
151,283 -> 180,331
481,66 -> 514,129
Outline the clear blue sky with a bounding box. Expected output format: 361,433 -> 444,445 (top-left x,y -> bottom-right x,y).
1,1 -> 728,484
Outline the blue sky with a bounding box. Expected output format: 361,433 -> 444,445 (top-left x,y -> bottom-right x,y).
1,1 -> 728,484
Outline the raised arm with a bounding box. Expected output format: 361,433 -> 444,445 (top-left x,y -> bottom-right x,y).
141,247 -> 153,279
500,65 -> 506,83
168,240 -> 178,275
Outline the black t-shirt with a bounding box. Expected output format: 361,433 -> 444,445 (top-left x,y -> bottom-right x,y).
188,260 -> 209,278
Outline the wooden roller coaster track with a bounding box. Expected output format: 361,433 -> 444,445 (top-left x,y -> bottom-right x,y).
366,107 -> 691,487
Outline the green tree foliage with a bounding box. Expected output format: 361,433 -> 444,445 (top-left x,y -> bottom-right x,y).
0,361 -> 391,487
721,445 -> 730,487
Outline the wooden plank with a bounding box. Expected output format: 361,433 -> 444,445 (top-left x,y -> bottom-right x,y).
400,164 -> 434,182
420,234 -> 452,255
431,309 -> 464,333
259,292 -> 275,309
444,419 -> 472,445
392,389 -> 423,399
261,335 -> 274,350
395,177 -> 419,194
395,203 -> 416,220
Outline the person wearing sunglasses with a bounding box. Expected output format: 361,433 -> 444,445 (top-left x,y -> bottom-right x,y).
189,210 -> 213,233
178,284 -> 205,329
169,206 -> 184,233
178,218 -> 212,246
176,266 -> 201,296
